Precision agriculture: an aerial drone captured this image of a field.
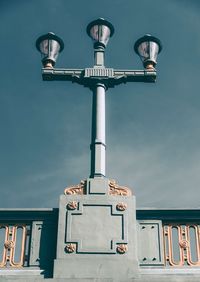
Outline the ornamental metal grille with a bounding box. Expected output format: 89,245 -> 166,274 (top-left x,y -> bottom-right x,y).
164,224 -> 200,266
0,224 -> 30,267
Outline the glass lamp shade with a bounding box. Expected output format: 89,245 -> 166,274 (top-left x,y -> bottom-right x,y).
134,34 -> 162,68
36,32 -> 64,67
86,18 -> 114,48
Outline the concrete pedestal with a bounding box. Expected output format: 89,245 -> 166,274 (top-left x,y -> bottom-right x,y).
53,178 -> 138,280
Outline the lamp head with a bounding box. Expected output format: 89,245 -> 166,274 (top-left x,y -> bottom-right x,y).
87,18 -> 114,49
36,32 -> 64,68
134,34 -> 162,69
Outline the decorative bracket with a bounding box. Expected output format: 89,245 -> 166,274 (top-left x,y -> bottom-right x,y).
109,180 -> 132,196
64,179 -> 132,196
64,180 -> 86,195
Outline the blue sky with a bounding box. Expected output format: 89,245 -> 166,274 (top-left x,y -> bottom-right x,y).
1,0 -> 200,208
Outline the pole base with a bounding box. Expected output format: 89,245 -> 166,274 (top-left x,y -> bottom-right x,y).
54,179 -> 138,279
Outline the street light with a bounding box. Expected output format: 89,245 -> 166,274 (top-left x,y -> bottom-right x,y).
86,18 -> 114,48
36,32 -> 64,68
134,34 -> 162,70
36,18 -> 162,180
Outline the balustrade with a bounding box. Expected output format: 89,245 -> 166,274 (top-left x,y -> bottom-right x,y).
164,223 -> 200,266
0,209 -> 58,278
0,209 -> 200,276
0,224 -> 29,267
137,209 -> 200,268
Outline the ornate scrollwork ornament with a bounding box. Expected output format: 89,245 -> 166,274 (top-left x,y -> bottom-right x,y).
109,180 -> 132,196
65,243 -> 76,253
116,202 -> 127,211
179,239 -> 189,249
67,201 -> 78,210
116,244 -> 128,254
4,240 -> 15,250
64,180 -> 86,195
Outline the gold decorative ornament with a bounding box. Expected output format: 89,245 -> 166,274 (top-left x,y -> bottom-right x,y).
163,224 -> 200,267
116,244 -> 128,254
4,240 -> 15,249
44,61 -> 53,68
145,63 -> 154,70
67,201 -> 78,210
109,180 -> 132,196
116,202 -> 127,211
65,243 -> 76,253
179,239 -> 189,249
64,180 -> 86,195
0,225 -> 27,268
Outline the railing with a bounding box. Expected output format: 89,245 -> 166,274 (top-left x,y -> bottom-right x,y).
137,209 -> 200,268
0,207 -> 200,279
164,223 -> 200,266
0,224 -> 29,267
0,209 -> 58,278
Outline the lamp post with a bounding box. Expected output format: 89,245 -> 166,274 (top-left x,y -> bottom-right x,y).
36,18 -> 163,279
36,18 -> 162,181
